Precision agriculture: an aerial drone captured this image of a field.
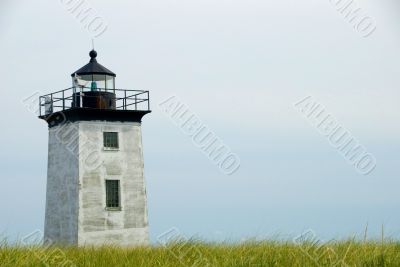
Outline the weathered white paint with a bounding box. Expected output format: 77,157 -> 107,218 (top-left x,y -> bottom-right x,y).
44,121 -> 149,246
44,122 -> 79,244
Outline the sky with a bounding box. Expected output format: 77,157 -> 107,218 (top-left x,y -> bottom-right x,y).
0,0 -> 399,243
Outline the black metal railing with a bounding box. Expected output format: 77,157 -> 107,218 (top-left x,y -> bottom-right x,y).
39,87 -> 150,116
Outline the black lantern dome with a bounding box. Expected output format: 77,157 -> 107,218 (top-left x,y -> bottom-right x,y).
71,50 -> 116,91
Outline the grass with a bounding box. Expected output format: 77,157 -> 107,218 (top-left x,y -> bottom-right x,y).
1,239 -> 400,267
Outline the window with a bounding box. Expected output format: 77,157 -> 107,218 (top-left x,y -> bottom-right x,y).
103,132 -> 119,149
106,180 -> 120,209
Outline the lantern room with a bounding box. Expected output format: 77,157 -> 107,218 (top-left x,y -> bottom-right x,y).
71,50 -> 116,91
38,50 -> 150,124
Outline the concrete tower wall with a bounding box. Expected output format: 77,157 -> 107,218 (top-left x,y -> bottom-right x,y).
44,122 -> 80,244
77,121 -> 149,246
44,121 -> 149,246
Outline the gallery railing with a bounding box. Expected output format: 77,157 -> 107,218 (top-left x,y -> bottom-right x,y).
39,87 -> 150,116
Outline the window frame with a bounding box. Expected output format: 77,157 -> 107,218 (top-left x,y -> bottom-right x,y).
105,179 -> 121,211
103,131 -> 119,150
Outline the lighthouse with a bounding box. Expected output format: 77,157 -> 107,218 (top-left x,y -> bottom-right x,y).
39,50 -> 151,246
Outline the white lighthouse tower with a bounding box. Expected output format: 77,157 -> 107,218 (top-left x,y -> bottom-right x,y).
39,50 -> 151,246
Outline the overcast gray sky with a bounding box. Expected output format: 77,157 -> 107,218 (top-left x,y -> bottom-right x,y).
0,0 -> 399,243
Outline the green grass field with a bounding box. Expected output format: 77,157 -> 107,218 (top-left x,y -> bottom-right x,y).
1,240 -> 400,267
